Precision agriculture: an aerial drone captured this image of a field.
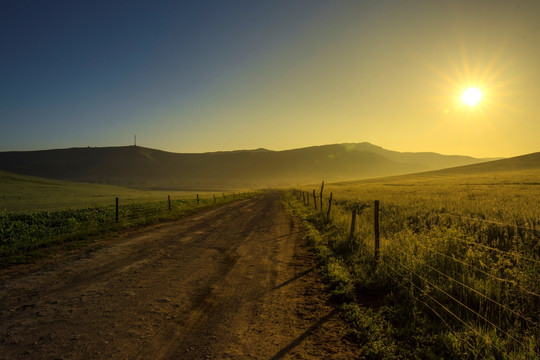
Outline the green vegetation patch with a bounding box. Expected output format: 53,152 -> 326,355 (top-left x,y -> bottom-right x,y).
1,192 -> 255,265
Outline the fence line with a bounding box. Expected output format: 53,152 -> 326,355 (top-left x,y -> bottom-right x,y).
1,192 -> 255,257
290,186 -> 539,355
291,187 -> 538,266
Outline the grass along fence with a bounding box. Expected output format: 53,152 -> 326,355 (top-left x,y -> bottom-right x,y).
0,192 -> 254,260
290,184 -> 539,358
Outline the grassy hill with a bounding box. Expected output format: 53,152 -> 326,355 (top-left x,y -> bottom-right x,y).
324,151 -> 540,188
0,143 -> 492,189
420,151 -> 540,175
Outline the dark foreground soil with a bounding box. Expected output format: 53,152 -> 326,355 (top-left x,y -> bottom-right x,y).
0,192 -> 358,359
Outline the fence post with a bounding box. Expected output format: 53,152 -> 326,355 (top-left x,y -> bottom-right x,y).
213,194 -> 216,204
327,192 -> 333,220
197,194 -> 199,205
223,193 -> 225,199
168,195 -> 171,211
115,197 -> 119,223
306,191 -> 309,205
374,200 -> 380,266
320,181 -> 324,213
312,190 -> 317,211
349,208 -> 357,240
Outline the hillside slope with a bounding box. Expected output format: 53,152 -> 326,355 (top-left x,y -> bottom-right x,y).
0,143 -> 493,189
421,151 -> 540,175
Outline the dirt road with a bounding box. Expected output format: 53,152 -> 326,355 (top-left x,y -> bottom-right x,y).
0,192 -> 357,359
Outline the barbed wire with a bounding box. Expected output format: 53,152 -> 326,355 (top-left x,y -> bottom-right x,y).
393,247 -> 537,327
382,259 -> 491,359
413,241 -> 540,299
444,234 -> 540,265
384,253 -> 534,354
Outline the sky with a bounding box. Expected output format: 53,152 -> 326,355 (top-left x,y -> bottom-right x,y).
1,0 -> 539,158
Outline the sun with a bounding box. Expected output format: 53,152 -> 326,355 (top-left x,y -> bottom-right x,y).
461,87 -> 483,106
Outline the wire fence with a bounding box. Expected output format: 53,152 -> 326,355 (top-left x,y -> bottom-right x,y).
290,185 -> 539,356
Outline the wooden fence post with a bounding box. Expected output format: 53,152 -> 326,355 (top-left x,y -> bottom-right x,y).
349,208 -> 357,240
320,181 -> 324,213
374,200 -> 380,266
312,190 -> 317,211
302,191 -> 305,204
306,192 -> 309,205
223,193 -> 225,199
168,195 -> 171,211
197,194 -> 199,205
115,197 -> 119,223
327,192 -> 333,220
213,194 -> 216,204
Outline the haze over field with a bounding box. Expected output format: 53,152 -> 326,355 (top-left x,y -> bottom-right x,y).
1,1 -> 540,158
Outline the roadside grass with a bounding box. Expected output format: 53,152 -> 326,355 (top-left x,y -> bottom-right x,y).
284,169 -> 539,359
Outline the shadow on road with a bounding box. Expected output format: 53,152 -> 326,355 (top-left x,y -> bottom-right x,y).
270,309 -> 339,360
271,266 -> 316,291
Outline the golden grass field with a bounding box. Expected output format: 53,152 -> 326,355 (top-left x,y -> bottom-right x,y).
291,167 -> 539,359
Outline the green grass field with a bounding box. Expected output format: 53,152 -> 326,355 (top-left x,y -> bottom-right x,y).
0,170 -> 241,212
289,168 -> 540,359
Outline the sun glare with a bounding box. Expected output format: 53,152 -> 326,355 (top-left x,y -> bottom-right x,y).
461,87 -> 483,106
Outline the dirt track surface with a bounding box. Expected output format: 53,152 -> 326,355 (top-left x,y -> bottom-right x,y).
0,192 -> 357,359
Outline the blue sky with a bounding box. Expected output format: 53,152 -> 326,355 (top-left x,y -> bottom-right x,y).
1,0 -> 539,157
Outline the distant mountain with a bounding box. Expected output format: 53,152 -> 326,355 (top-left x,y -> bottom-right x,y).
341,142 -> 501,169
0,143 -> 495,189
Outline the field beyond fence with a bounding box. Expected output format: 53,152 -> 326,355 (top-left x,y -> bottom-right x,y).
289,177 -> 539,359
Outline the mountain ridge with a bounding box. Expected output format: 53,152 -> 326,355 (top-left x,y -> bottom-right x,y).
0,143 -> 500,189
